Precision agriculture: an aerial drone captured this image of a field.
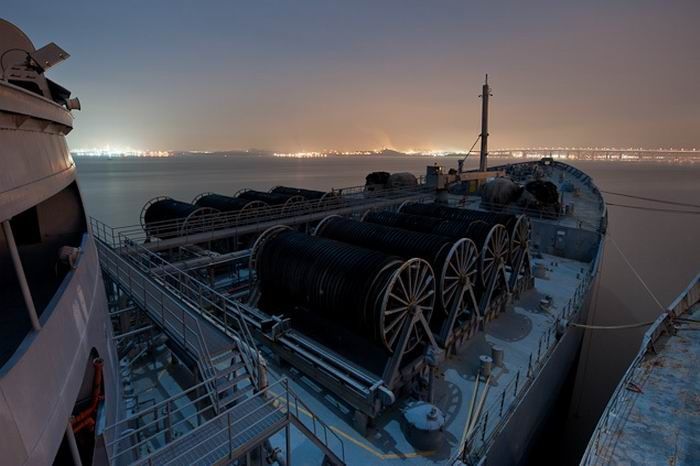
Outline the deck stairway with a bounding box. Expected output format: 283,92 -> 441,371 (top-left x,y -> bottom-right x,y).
94,230 -> 345,465
103,377 -> 345,466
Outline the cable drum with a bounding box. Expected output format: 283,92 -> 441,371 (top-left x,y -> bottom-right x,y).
433,219 -> 509,287
314,216 -> 478,313
237,189 -> 306,213
271,186 -> 340,207
365,211 -> 509,288
141,197 -> 217,238
193,193 -> 266,212
363,211 -> 446,234
193,193 -> 268,221
400,203 -> 530,267
254,229 -> 436,353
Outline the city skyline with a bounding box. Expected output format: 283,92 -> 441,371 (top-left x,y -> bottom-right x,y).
4,1 -> 700,151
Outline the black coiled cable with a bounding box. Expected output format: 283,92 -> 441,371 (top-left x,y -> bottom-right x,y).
195,193 -> 262,212
271,186 -> 328,200
238,190 -> 302,205
144,198 -> 200,224
364,211 -> 446,234
401,202 -> 519,233
256,230 -> 402,347
317,217 -> 450,267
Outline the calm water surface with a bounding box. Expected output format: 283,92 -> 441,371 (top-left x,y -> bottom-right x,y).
76,155 -> 700,463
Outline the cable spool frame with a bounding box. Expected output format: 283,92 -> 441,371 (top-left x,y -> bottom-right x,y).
437,238 -> 481,347
376,257 -> 436,354
140,195 -> 171,237
252,228 -> 441,392
178,206 -> 219,237
378,258 -> 439,385
141,196 -> 219,239
316,215 -> 481,350
364,210 -> 510,322
475,223 -> 510,318
280,194 -> 306,214
312,214 -> 342,236
399,202 -> 533,293
191,192 -> 214,205
507,215 -> 533,292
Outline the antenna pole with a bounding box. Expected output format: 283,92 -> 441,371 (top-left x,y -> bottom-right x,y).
479,74 -> 492,171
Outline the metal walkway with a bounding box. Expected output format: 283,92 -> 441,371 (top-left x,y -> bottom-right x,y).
99,242 -> 234,358
96,183 -> 434,251
104,375 -> 345,466
95,231 -> 346,465
141,395 -> 287,466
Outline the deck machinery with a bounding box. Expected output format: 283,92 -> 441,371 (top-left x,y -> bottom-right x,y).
93,80 -> 605,464
97,152 -> 607,465
126,165 -> 537,434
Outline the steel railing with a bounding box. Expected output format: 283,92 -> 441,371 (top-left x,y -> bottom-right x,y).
106,377 -> 345,466
107,180 -> 430,245
452,267 -> 595,463
285,380 -> 346,463
93,219 -> 263,391
104,374 -> 228,464
96,240 -> 221,400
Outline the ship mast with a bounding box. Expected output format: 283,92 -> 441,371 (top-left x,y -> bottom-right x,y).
479,74 -> 492,171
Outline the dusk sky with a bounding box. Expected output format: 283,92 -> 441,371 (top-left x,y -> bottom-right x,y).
4,1 -> 699,152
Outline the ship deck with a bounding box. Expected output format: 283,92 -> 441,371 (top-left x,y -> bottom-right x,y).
258,251 -> 592,465
581,274 -> 700,466
96,159 -> 607,464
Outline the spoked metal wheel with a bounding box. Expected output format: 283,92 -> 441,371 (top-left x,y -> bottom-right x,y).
281,195 -> 307,215
249,225 -> 292,272
479,224 -> 510,287
191,192 -> 214,205
379,258 -> 435,354
508,215 -> 530,268
312,215 -> 342,236
236,200 -> 268,224
318,191 -> 341,209
139,196 -> 171,235
179,207 -> 219,237
397,200 -> 411,213
439,238 -> 479,312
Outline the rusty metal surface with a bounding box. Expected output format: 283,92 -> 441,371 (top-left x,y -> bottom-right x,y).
582,274 -> 700,466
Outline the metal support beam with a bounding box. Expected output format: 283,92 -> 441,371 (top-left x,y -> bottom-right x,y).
2,220 -> 41,331
65,422 -> 83,466
479,75 -> 492,172
284,423 -> 291,466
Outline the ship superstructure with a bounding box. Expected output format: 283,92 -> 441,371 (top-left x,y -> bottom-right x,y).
0,19 -> 119,465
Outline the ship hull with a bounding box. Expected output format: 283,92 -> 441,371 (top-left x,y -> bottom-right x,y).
483,233 -> 604,465
484,299 -> 589,464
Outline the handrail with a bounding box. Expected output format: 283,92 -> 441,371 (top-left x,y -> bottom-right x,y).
95,239 -> 222,410
92,218 -> 262,390
101,181 -> 431,245
452,268 -> 594,463
112,376 -> 345,466
107,377 -> 285,465
286,381 -> 346,462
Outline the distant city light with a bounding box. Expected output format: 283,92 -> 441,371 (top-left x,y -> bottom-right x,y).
71,145 -> 699,162
72,146 -> 171,157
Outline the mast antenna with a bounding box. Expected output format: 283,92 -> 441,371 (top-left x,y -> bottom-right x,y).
479,74 -> 492,171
